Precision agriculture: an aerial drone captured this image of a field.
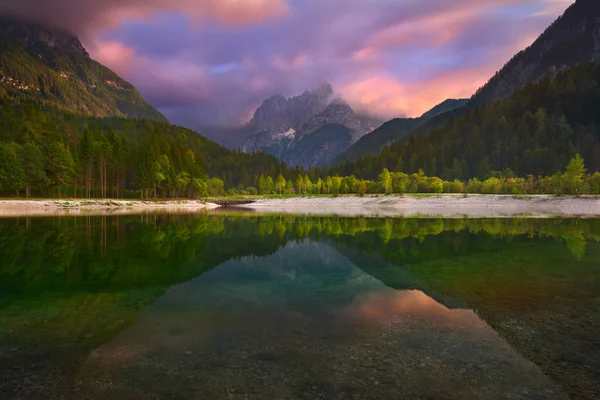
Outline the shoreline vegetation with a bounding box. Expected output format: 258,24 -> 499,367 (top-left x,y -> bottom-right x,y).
1,194 -> 599,218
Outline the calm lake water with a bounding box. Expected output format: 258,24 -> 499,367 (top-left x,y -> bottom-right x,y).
1,214 -> 599,399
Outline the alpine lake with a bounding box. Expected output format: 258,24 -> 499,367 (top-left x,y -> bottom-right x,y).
1,213 -> 599,400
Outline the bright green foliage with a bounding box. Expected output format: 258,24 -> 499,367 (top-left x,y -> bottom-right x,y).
192,179 -> 208,198
379,168 -> 392,194
324,177 -> 333,194
332,176 -> 342,195
296,175 -> 304,195
315,178 -> 323,194
258,174 -> 268,195
564,153 -> 586,195
304,175 -> 312,194
286,180 -> 295,195
357,181 -> 367,196
275,174 -> 286,195
207,178 -> 225,196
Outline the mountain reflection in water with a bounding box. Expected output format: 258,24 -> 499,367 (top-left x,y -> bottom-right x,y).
1,215 -> 598,399
83,241 -> 564,399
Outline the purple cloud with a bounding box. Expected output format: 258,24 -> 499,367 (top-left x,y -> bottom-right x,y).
0,0 -> 575,126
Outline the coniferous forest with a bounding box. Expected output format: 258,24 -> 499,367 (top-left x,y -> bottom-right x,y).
2,62 -> 600,198
329,63 -> 600,181
0,101 -> 300,198
2,64 -> 600,198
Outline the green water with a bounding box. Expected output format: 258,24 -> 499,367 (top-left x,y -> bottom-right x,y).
1,215 -> 599,399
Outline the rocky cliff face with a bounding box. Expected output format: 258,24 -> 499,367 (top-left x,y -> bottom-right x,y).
0,19 -> 88,56
473,0 -> 600,104
242,88 -> 383,168
249,83 -> 333,133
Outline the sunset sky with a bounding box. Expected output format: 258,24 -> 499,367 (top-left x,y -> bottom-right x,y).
1,0 -> 574,126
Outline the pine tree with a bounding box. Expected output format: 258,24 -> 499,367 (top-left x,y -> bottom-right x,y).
20,142 -> 47,198
45,142 -> 74,198
0,142 -> 25,196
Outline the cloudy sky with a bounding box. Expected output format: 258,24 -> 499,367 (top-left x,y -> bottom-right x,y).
1,0 -> 574,126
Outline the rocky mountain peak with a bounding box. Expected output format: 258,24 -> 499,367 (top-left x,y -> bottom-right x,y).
242,85 -> 384,167
0,18 -> 88,57
315,82 -> 334,99
249,83 -> 335,133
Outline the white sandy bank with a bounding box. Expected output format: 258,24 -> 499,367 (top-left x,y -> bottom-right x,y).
2,195 -> 600,218
241,195 -> 600,218
0,199 -> 218,217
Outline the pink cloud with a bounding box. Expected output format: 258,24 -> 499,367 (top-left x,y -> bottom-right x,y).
272,54 -> 309,71
339,24 -> 545,119
91,39 -> 210,107
0,0 -> 290,36
92,41 -> 137,75
51,0 -> 574,126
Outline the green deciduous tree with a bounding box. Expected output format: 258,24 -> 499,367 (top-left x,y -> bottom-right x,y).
207,177 -> 225,196
379,168 -> 392,194
564,153 -> 586,195
275,174 -> 286,196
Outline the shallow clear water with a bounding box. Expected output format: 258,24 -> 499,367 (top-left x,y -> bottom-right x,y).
1,215 -> 599,399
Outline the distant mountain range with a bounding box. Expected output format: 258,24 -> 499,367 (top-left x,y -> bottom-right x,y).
0,19 -> 166,122
239,85 -> 383,168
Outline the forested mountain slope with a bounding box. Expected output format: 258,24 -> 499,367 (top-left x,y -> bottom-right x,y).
0,101 -> 295,197
472,0 -> 600,105
0,19 -> 167,122
335,99 -> 468,163
329,63 -> 600,180
337,0 -> 600,165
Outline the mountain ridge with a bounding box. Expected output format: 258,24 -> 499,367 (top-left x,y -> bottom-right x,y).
0,18 -> 167,122
334,0 -> 600,166
334,98 -> 468,163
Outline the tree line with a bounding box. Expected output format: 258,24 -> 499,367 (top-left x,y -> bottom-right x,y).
246,153 -> 596,196
2,63 -> 600,198
328,63 -> 600,182
0,102 -> 302,198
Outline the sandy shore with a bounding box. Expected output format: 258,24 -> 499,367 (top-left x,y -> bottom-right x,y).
2,195 -> 600,218
0,199 -> 219,217
241,195 -> 600,218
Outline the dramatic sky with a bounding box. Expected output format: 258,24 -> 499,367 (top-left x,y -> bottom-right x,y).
1,0 -> 574,126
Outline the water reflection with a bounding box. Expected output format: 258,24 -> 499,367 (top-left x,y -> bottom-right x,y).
82,241 -> 565,400
0,215 -> 599,399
